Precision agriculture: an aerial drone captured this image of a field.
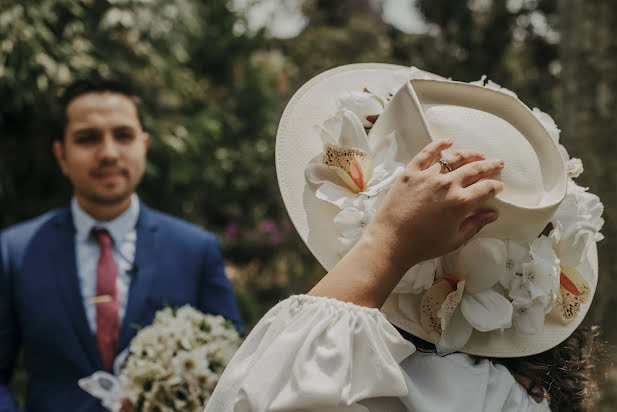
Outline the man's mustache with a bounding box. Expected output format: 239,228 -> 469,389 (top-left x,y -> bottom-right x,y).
89,165 -> 129,177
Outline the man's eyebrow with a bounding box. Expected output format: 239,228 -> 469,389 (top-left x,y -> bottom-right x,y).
113,125 -> 137,132
72,127 -> 100,136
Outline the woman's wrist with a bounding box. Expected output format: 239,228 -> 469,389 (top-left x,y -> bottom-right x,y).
359,221 -> 419,278
308,223 -> 419,308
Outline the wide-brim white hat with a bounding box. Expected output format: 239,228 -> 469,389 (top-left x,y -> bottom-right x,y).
275,63 -> 599,357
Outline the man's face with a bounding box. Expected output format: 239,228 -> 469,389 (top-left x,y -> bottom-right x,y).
53,92 -> 150,207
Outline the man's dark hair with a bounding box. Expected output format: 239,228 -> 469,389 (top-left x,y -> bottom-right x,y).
57,76 -> 145,140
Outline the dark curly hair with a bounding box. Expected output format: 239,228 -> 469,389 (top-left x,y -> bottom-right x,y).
494,325 -> 604,411
397,325 -> 604,411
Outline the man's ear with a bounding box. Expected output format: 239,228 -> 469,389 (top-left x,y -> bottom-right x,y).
143,132 -> 150,151
52,140 -> 69,175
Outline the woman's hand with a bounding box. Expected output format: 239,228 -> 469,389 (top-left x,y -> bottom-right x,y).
309,139 -> 504,308
368,138 -> 504,271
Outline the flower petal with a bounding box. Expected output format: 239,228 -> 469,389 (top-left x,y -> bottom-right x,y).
525,236 -> 560,302
315,120 -> 339,146
566,157 -> 584,178
314,181 -> 356,209
306,162 -> 351,188
362,160 -> 404,197
334,207 -> 369,238
437,307 -> 473,355
338,91 -> 384,128
420,279 -> 457,341
552,180 -> 604,247
457,238 -> 507,293
550,222 -> 590,268
512,298 -> 546,334
460,289 -> 513,332
322,145 -> 373,192
553,265 -> 591,323
438,280 -> 465,332
339,109 -> 371,152
501,240 -> 530,288
394,259 -> 437,295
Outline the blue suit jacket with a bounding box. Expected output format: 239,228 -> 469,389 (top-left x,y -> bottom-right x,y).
0,204 -> 242,412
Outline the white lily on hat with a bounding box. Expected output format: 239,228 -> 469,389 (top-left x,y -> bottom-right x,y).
305,108 -> 405,209
551,180 -> 604,267
421,238 -> 514,354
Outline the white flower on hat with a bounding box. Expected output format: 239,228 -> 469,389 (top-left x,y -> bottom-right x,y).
551,180 -> 604,267
338,90 -> 384,128
507,236 -> 561,334
420,238 -> 514,354
393,258 -> 438,295
333,194 -> 383,256
532,107 -> 585,178
541,180 -> 603,324
499,240 -> 530,289
305,108 -> 405,208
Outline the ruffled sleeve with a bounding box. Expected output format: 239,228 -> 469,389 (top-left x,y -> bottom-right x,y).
205,295 -> 415,412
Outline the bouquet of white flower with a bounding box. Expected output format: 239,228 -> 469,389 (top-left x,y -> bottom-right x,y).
79,305 -> 242,412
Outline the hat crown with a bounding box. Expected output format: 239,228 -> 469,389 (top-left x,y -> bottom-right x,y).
369,78 -> 567,241
424,104 -> 544,206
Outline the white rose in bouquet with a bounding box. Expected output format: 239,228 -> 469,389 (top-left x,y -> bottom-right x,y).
79,305 -> 242,411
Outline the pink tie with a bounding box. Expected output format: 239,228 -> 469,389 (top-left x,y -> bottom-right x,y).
93,229 -> 120,371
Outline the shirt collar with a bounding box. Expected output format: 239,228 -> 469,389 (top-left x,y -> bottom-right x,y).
72,194 -> 140,245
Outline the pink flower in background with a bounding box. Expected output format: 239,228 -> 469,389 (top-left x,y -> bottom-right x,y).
258,220 -> 276,234
269,233 -> 283,246
225,222 -> 239,241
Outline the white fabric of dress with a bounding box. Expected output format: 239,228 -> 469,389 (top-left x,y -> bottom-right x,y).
205,295 -> 550,412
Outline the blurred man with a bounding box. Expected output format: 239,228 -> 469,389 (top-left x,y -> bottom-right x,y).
0,77 -> 242,412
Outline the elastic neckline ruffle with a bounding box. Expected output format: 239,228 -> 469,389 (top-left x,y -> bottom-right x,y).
286,294 -> 384,316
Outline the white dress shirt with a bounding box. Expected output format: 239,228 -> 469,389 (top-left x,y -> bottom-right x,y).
71,195 -> 139,333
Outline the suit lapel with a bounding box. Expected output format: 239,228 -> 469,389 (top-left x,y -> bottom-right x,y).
52,209 -> 102,369
118,204 -> 159,350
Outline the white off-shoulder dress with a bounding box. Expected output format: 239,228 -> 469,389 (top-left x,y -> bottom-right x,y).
205,295 -> 550,412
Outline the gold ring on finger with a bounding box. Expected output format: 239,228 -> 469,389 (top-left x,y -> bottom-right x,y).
439,157 -> 452,172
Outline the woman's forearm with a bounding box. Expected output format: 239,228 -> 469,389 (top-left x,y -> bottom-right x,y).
308,223 -> 414,308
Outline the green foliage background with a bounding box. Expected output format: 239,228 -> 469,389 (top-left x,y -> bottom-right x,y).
2,0 -> 615,409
